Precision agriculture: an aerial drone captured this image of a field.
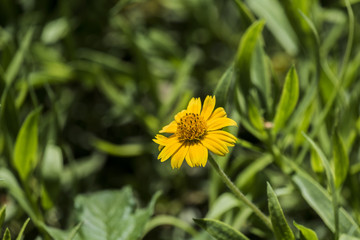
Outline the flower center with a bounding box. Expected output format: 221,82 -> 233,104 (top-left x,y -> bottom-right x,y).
176,113 -> 207,142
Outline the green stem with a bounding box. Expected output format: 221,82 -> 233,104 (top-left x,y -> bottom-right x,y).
208,155 -> 273,230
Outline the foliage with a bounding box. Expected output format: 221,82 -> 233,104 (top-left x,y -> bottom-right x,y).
0,0 -> 360,239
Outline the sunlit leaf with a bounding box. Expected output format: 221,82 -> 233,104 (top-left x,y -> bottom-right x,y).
293,221 -> 319,240
13,108 -> 41,181
2,228 -> 10,240
75,187 -> 160,240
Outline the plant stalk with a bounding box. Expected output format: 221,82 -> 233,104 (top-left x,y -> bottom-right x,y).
208,155 -> 273,230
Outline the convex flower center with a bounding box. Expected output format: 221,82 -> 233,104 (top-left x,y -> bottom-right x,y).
176,113 -> 207,142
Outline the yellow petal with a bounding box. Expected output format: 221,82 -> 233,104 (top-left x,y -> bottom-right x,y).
171,144 -> 189,169
158,138 -> 182,162
175,110 -> 187,123
207,117 -> 237,131
187,97 -> 201,114
159,121 -> 177,133
153,134 -> 168,145
185,143 -> 208,167
207,131 -> 237,146
201,96 -> 216,121
208,107 -> 227,120
201,136 -> 229,156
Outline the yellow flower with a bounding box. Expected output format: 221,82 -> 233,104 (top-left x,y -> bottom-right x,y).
153,96 -> 237,168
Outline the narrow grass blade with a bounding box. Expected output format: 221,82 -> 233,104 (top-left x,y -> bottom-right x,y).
214,66 -> 234,107
16,218 -> 30,240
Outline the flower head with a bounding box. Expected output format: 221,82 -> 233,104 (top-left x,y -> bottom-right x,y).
153,96 -> 237,168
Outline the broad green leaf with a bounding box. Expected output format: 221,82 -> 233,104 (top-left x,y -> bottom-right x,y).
332,130 -> 349,188
2,228 -> 10,240
194,218 -> 249,240
206,193 -> 240,219
42,222 -> 82,240
16,218 -> 30,240
293,221 -> 318,240
303,134 -> 339,237
273,66 -> 299,134
75,187 -> 160,240
214,66 -> 234,107
93,138 -> 148,157
246,0 -> 298,55
0,168 -> 39,223
13,108 -> 41,181
5,27 -> 34,85
234,20 -> 265,95
292,172 -> 360,237
339,234 -> 360,240
267,183 -> 295,240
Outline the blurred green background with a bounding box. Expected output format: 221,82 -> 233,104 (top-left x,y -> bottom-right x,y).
1,0 -> 360,239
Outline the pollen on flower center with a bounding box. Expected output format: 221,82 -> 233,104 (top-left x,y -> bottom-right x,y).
176,113 -> 207,142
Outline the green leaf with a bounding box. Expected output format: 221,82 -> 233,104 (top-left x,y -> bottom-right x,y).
273,66 -> 299,134
310,148 -> 324,173
2,228 -> 10,240
194,218 -> 249,240
293,221 -> 318,240
303,134 -> 339,237
16,218 -> 30,240
41,144 -> 63,209
41,18 -> 70,44
92,138 -> 148,157
267,183 -> 295,240
75,187 -> 160,240
339,234 -> 360,240
13,108 -> 41,181
292,171 -> 360,237
234,20 -> 265,95
206,193 -> 240,219
214,66 -> 234,107
0,87 -> 19,142
246,0 -> 298,55
42,222 -> 82,240
0,168 -> 39,223
5,27 -> 34,85
248,99 -> 264,131
332,130 -> 349,188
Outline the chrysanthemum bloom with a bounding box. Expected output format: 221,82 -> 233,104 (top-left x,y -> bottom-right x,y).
153,96 -> 237,168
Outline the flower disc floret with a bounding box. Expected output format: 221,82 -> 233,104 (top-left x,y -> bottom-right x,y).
177,113 -> 207,142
